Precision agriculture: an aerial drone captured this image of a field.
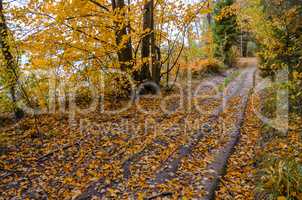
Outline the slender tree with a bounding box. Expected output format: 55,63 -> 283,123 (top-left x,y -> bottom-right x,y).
0,0 -> 23,119
150,0 -> 161,85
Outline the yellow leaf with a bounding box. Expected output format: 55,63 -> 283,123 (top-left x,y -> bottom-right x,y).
277,197 -> 287,200
63,177 -> 73,184
137,192 -> 144,200
107,188 -> 117,197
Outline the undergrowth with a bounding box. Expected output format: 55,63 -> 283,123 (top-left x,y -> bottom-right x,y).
257,157 -> 302,200
255,86 -> 302,200
181,58 -> 225,79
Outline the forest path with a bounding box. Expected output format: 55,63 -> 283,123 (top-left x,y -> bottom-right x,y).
75,61 -> 257,200
0,59 -> 257,200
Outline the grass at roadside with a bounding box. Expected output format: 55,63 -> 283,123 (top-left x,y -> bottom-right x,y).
255,87 -> 302,200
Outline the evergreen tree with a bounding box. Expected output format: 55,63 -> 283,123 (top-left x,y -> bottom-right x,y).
212,0 -> 239,66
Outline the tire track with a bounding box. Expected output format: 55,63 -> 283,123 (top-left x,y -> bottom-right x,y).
201,67 -> 256,200
75,70 -> 249,199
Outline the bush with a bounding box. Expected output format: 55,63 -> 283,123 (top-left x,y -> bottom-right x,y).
256,87 -> 302,200
104,72 -> 133,99
190,59 -> 223,78
228,46 -> 240,67
257,157 -> 302,200
288,80 -> 302,114
0,90 -> 13,113
74,72 -> 134,107
75,87 -> 94,108
256,0 -> 302,115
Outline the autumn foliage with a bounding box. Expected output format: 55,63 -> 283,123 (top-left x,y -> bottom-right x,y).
0,0 -> 301,199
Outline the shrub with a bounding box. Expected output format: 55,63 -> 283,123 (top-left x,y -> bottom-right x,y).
0,90 -> 13,113
228,46 -> 240,67
104,72 -> 133,99
190,58 -> 224,78
75,87 -> 94,108
257,157 -> 302,200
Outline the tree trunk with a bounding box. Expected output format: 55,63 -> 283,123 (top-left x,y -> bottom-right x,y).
139,0 -> 152,81
207,14 -> 212,26
207,1 -> 212,27
0,0 -> 23,119
111,0 -> 133,71
242,32 -> 248,57
150,0 -> 161,85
